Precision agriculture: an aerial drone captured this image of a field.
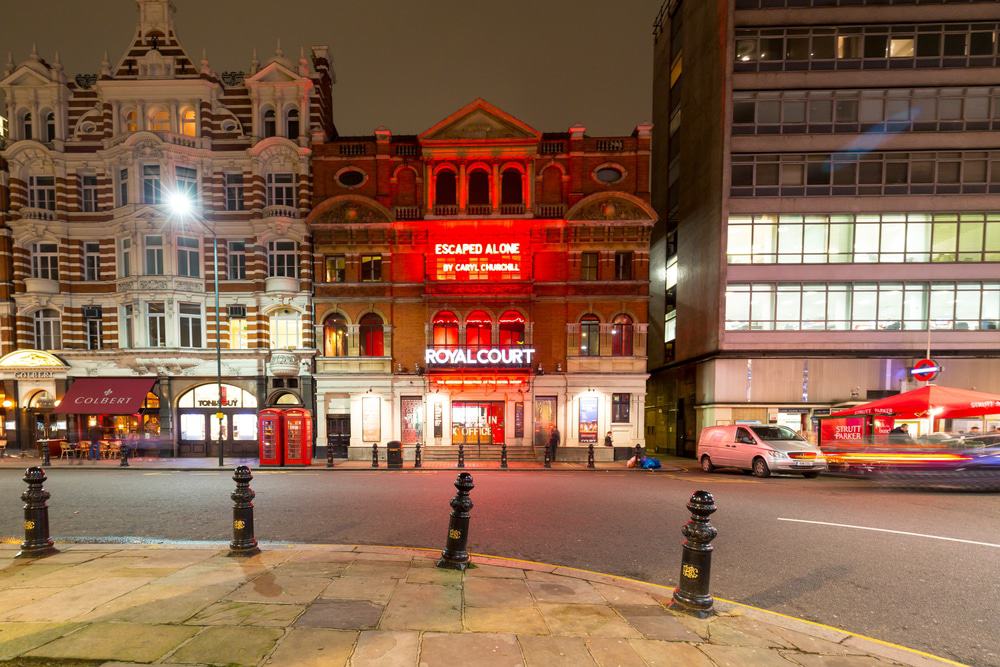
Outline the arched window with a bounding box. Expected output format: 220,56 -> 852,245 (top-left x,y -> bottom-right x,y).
179,106 -> 197,137
285,108 -> 299,138
541,165 -> 562,204
499,310 -> 525,347
611,314 -> 634,356
435,170 -> 457,206
396,167 -> 418,206
123,109 -> 138,133
268,308 -> 301,349
433,311 -> 459,347
34,309 -> 62,350
501,168 -> 522,205
465,311 -> 492,349
21,112 -> 32,141
468,169 -> 490,206
579,314 -> 600,357
147,107 -> 170,132
323,313 -> 348,357
359,313 -> 384,356
44,112 -> 56,142
263,108 -> 276,138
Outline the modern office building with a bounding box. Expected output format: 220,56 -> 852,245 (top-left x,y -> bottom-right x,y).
0,0 -> 334,456
648,0 -> 1000,455
308,99 -> 654,460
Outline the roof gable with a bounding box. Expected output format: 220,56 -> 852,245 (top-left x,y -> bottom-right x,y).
419,99 -> 540,142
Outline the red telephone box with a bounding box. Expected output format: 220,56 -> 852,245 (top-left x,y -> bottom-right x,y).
259,409 -> 284,466
282,408 -> 313,466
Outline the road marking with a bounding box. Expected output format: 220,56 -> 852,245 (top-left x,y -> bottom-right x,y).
778,517 -> 1000,549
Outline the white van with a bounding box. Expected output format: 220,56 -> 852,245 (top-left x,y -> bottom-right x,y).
697,424 -> 827,478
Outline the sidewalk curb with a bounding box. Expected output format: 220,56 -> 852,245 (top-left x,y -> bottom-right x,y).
0,463 -> 686,473
2,541 -> 963,667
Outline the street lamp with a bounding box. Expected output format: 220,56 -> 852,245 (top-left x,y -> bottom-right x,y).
166,190 -> 225,467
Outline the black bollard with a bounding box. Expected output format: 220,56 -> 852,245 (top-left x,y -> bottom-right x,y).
371,443 -> 379,468
671,490 -> 718,618
500,442 -> 508,469
229,465 -> 260,557
588,441 -> 595,469
42,443 -> 51,467
633,443 -> 642,467
544,443 -> 552,468
326,443 -> 334,468
437,472 -> 475,571
414,442 -> 422,468
457,442 -> 465,468
119,442 -> 130,467
16,467 -> 58,559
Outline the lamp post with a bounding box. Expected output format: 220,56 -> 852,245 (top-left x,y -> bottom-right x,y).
167,192 -> 224,467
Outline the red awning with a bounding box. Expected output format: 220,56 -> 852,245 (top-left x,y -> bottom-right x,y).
54,378 -> 156,415
831,385 -> 1000,420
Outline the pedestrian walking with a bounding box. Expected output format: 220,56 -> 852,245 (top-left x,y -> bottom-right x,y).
888,423 -> 913,444
604,431 -> 613,447
549,426 -> 560,462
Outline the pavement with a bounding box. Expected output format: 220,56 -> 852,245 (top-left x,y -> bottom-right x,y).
0,453 -> 686,472
0,542 -> 959,667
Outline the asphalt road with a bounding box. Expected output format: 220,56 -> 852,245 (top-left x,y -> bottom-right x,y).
1,467 -> 997,666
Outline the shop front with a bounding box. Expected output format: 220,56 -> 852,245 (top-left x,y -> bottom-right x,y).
0,350 -> 70,455
53,378 -> 159,457
176,383 -> 259,458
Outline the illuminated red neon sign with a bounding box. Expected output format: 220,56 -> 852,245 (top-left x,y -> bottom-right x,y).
431,233 -> 528,281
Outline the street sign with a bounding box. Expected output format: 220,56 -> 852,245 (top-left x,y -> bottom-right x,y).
911,358 -> 940,382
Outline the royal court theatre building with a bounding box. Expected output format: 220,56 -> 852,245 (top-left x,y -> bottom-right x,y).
0,0 -> 334,456
648,0 -> 1000,455
309,100 -> 654,461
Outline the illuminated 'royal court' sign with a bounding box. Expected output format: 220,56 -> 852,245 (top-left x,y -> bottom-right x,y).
424,347 -> 536,367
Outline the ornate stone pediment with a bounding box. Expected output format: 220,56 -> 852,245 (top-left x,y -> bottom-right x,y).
420,98 -> 540,142
310,197 -> 392,225
566,193 -> 656,222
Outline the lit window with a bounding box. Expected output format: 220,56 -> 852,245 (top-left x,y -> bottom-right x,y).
269,308 -> 301,349
147,107 -> 170,132
433,311 -> 459,347
581,252 -> 599,281
579,315 -> 600,356
360,254 -> 382,282
611,314 -> 634,356
179,106 -> 197,137
325,255 -> 346,282
499,311 -> 525,347
466,311 -> 492,349
323,313 -> 348,357
228,310 -> 248,349
123,109 -> 138,133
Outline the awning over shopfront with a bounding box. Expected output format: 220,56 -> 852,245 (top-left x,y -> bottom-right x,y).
831,385 -> 1000,420
54,378 -> 156,415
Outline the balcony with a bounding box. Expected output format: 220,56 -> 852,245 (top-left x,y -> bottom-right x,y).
395,206 -> 422,220
535,204 -> 566,219
18,207 -> 57,222
499,203 -> 525,216
263,205 -> 300,219
433,205 -> 459,216
23,277 -> 60,294
467,204 -> 492,216
265,276 -> 300,293
116,276 -> 204,293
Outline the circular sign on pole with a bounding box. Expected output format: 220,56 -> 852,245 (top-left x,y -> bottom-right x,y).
911,358 -> 940,382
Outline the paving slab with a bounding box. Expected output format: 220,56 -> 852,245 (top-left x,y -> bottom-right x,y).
628,638 -> 717,667
536,603 -> 643,638
167,625 -> 283,666
613,603 -> 702,641
465,606 -> 549,635
585,637 -> 648,667
700,643 -> 804,667
465,577 -> 535,607
525,571 -> 605,604
349,630 -> 420,667
186,600 -> 306,626
0,621 -> 82,660
419,632 -> 524,667
225,572 -> 329,605
25,622 -> 198,663
591,581 -> 661,607
321,575 -> 398,603
4,576 -> 155,621
379,582 -> 463,632
264,627 -> 358,667
517,635 -> 596,666
295,599 -> 384,630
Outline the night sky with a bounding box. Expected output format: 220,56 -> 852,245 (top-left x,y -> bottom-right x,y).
1,0 -> 661,136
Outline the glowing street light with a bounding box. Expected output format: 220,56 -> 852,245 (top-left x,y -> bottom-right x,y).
166,189 -> 225,467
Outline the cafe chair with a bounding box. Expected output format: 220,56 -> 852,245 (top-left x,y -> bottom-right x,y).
59,442 -> 74,460
107,442 -> 121,460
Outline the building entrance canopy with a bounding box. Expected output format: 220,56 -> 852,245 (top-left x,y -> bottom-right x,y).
54,378 -> 156,415
832,385 -> 1000,420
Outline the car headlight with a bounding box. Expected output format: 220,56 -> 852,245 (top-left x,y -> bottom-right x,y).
765,450 -> 788,459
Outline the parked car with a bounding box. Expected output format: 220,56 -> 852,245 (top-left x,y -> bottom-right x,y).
697,424 -> 828,478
